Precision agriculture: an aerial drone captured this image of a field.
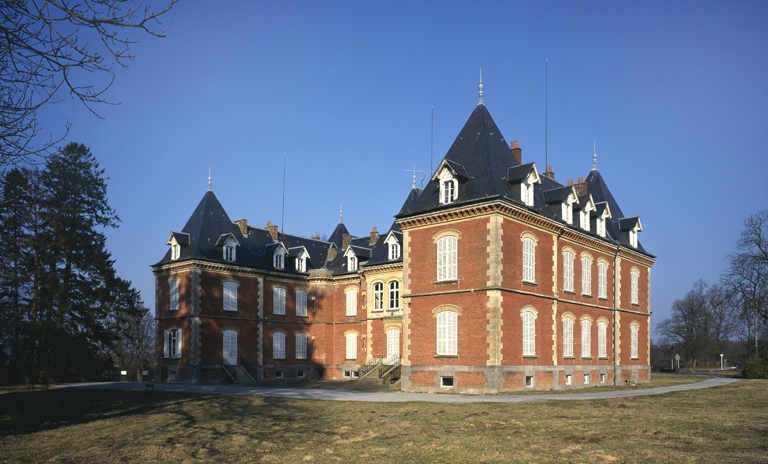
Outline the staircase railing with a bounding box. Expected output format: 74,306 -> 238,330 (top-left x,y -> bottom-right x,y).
381,364 -> 401,384
358,357 -> 383,379
222,358 -> 238,383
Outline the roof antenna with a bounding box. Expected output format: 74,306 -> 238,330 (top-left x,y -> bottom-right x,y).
478,68 -> 484,105
281,153 -> 286,234
208,167 -> 212,191
592,142 -> 598,171
430,105 -> 434,174
545,59 -> 548,174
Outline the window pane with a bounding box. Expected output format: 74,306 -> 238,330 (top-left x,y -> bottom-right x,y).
346,289 -> 357,316
523,311 -> 535,355
346,333 -> 357,360
436,311 -> 457,356
274,287 -> 286,315
296,333 -> 307,360
389,281 -> 400,309
274,332 -> 285,359
296,290 -> 307,317
170,279 -> 179,311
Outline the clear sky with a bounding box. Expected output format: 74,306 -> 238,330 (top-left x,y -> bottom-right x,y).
34,0 -> 768,339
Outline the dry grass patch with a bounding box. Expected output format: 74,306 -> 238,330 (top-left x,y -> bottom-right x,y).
1,380 -> 766,463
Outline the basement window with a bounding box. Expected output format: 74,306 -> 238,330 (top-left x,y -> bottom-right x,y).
297,370 -> 305,379
583,374 -> 590,385
600,373 -> 606,384
525,376 -> 534,388
441,376 -> 454,388
565,374 -> 572,386
275,371 -> 284,379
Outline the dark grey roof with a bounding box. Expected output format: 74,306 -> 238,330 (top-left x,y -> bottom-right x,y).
347,245 -> 371,259
328,222 -> 350,249
618,217 -> 642,231
506,163 -> 536,182
167,231 -> 190,246
542,185 -> 574,204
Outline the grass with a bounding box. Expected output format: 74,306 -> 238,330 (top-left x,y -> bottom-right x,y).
1,378 -> 767,463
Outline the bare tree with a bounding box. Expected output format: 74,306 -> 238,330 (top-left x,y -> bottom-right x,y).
1,0 -> 176,166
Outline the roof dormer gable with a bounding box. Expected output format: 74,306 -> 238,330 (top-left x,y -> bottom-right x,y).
591,202 -> 612,238
506,162 -> 541,207
544,185 -> 579,224
432,160 -> 469,205
216,233 -> 240,262
384,231 -> 402,260
578,194 -> 596,232
166,231 -> 190,260
618,216 -> 643,248
265,242 -> 288,269
288,246 -> 310,272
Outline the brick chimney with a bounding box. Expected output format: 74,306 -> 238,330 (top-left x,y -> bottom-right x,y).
266,221 -> 279,242
544,165 -> 555,179
574,176 -> 588,196
342,234 -> 353,250
313,231 -> 320,240
369,226 -> 379,245
511,140 -> 522,164
233,218 -> 248,236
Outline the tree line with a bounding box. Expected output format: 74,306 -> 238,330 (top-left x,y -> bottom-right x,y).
657,209 -> 768,374
0,143 -> 152,384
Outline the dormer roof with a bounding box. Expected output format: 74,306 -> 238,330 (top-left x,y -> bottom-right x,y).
506,162 -> 539,184
215,233 -> 240,247
542,185 -> 578,205
618,216 -> 643,232
166,231 -> 190,246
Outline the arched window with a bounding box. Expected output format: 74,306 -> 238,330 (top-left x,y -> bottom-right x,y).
388,281 -> 400,310
522,309 -> 536,356
522,237 -> 535,282
631,269 -> 639,305
169,278 -> 179,311
273,287 -> 286,315
389,242 -> 400,260
581,256 -> 592,295
295,333 -> 308,360
296,290 -> 308,317
437,235 -> 457,281
273,332 -> 285,360
345,332 -> 358,360
581,319 -> 591,357
436,310 -> 457,356
164,327 -> 182,359
563,317 -> 574,357
223,281 -> 238,311
373,283 -> 384,311
598,261 -> 608,299
386,329 -> 400,362
345,288 -> 358,316
630,324 -> 639,359
563,251 -> 574,292
223,329 -> 237,364
598,321 -> 607,358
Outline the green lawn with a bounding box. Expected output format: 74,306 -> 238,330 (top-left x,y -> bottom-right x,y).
1,379 -> 766,463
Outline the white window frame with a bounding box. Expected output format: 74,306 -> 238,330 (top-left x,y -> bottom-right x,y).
522,310 -> 536,356
345,288 -> 357,317
171,243 -> 180,260
296,290 -> 308,317
522,237 -> 535,282
581,257 -> 592,295
521,177 -> 535,207
598,261 -> 608,299
436,310 -> 458,356
581,209 -> 590,232
597,217 -> 606,238
389,243 -> 400,260
165,328 -> 181,359
273,287 -> 286,315
296,256 -> 306,272
629,229 -> 638,248
388,281 -> 400,310
631,324 -> 639,358
437,235 -> 457,281
295,333 -> 308,360
563,251 -> 574,292
581,319 -> 591,358
223,329 -> 237,364
598,321 -> 607,358
169,278 -> 179,311
345,332 -> 358,360
273,332 -> 285,360
439,170 -> 457,205
373,282 -> 383,311
631,269 -> 639,305
386,329 -> 400,362
348,254 -> 357,272
223,281 -> 238,312
274,250 -> 285,269
563,317 -> 574,357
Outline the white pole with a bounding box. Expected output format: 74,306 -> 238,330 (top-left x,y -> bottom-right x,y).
720,354 -> 723,370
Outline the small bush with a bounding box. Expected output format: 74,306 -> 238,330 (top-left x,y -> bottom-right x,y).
742,347 -> 768,379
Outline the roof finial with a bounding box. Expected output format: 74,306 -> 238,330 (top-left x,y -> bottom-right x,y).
412,164 -> 417,188
208,167 -> 212,191
339,202 -> 343,223
478,68 -> 484,105
592,143 -> 597,171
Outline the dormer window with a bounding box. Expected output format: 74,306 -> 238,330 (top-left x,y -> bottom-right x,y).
171,243 -> 180,260
166,231 -> 190,262
289,247 -> 309,273
618,216 -> 643,249
597,217 -> 606,237
562,202 -> 573,224
216,234 -> 239,262
296,256 -> 306,272
272,245 -> 287,269
275,253 -> 283,269
579,196 -> 596,232
593,202 -> 612,239
348,255 -> 357,271
629,229 -> 638,248
439,169 -> 458,204
385,233 -> 401,260
522,180 -> 535,207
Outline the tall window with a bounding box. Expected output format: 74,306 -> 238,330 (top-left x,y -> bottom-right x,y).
598,321 -> 607,358
522,237 -> 535,282
296,333 -> 308,360
224,244 -> 235,261
274,251 -> 284,269
439,170 -> 457,204
631,324 -> 639,358
437,235 -> 457,281
522,310 -> 536,356
169,278 -> 179,311
345,332 -> 357,360
171,243 -> 180,260
389,243 -> 400,260
223,329 -> 237,364
521,179 -> 535,207
273,332 -> 285,359
348,255 -> 357,271
346,288 -> 357,316
223,281 -> 237,311
296,290 -> 308,317
598,262 -> 608,299
581,319 -> 591,357
581,257 -> 592,295
631,269 -> 639,305
273,287 -> 286,315
563,251 -> 574,292
296,256 -> 306,272
388,281 -> 400,310
386,329 -> 400,362
436,310 -> 457,356
165,328 -> 181,358
563,317 -> 574,357
373,283 -> 383,311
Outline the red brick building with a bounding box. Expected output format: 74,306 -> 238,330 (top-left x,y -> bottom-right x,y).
152,84 -> 654,392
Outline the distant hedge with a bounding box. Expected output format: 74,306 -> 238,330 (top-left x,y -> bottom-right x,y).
742,347 -> 768,379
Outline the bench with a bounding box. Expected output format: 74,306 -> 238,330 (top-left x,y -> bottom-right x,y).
26,384 -> 50,392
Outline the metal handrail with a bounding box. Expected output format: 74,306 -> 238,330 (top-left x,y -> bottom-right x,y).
358,357 -> 383,378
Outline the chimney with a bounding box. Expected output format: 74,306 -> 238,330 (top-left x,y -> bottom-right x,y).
544,165 -> 555,179
234,218 -> 248,236
266,220 -> 279,242
369,226 -> 379,245
313,231 -> 320,240
342,233 -> 353,250
511,140 -> 522,164
575,176 -> 588,196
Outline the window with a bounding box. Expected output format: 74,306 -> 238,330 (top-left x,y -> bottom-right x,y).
598,261 -> 608,299
389,242 -> 400,260
563,317 -> 574,357
522,236 -> 535,282
296,290 -> 308,317
562,201 -> 574,224
171,243 -> 180,260
223,281 -> 237,311
441,376 -> 454,387
373,283 -> 384,311
296,333 -> 308,360
164,328 -> 181,358
296,256 -> 306,272
629,230 -> 638,248
525,376 -> 534,388
436,310 -> 458,356
273,332 -> 285,359
169,278 -> 179,311
563,251 -> 574,292
631,269 -> 639,305
274,251 -> 284,269
439,170 -> 457,204
565,374 -> 572,385
581,209 -> 590,232
273,287 -> 286,315
437,235 -> 457,281
388,281 -> 400,310
598,321 -> 607,358
631,324 -> 639,358
345,288 -> 357,316
386,329 -> 400,362
223,329 -> 237,364
521,178 -> 535,207
522,309 -> 536,356
345,332 -> 357,360
597,217 -> 606,238
584,374 -> 590,384
581,256 -> 592,295
348,254 -> 357,271
581,319 -> 591,357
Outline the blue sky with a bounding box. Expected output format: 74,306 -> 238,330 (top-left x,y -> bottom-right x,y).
34,1 -> 768,339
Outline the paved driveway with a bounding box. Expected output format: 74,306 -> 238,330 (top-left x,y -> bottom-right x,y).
61,377 -> 743,403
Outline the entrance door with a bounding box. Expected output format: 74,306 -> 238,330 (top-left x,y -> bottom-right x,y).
223,330 -> 237,365
386,329 -> 400,364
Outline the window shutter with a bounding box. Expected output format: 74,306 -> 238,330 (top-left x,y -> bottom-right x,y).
164,330 -> 170,358
176,329 -> 182,358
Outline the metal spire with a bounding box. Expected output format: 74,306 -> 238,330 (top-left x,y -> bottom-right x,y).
208,167 -> 212,191
478,69 -> 484,105
339,202 -> 343,223
592,143 -> 598,171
